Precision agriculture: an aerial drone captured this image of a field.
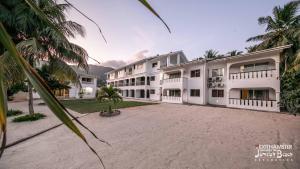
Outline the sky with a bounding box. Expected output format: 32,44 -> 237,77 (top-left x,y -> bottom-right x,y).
65,0 -> 290,68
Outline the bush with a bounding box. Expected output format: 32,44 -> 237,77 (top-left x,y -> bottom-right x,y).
281,71 -> 300,114
7,109 -> 24,117
12,113 -> 46,122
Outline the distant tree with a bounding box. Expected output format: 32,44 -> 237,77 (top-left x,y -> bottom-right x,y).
7,82 -> 28,101
204,49 -> 219,59
246,1 -> 300,72
227,50 -> 243,56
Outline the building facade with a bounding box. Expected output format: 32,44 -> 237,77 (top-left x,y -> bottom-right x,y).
107,45 -> 289,112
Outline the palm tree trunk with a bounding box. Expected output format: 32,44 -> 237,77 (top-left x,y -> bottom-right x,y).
28,82 -> 34,115
284,56 -> 288,73
108,104 -> 112,114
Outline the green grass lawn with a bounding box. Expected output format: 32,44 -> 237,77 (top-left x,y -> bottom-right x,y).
61,99 -> 157,113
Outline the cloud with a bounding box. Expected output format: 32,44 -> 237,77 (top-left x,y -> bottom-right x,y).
129,50 -> 149,63
101,49 -> 150,69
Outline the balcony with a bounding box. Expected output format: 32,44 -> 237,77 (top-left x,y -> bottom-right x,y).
162,77 -> 186,89
229,69 -> 276,80
227,69 -> 279,89
228,98 -> 278,112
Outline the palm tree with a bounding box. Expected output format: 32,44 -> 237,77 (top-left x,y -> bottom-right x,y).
96,85 -> 122,114
204,49 -> 219,59
1,0 -> 87,114
246,1 -> 300,72
227,50 -> 243,56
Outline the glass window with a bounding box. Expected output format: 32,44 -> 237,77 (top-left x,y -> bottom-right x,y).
82,77 -> 93,83
212,68 -> 224,77
150,76 -> 155,81
152,62 -> 158,68
169,90 -> 181,97
212,89 -> 224,97
169,72 -> 181,79
191,69 -> 200,77
150,89 -> 155,94
190,89 -> 200,97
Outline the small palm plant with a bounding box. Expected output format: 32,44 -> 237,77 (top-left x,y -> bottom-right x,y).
96,85 -> 122,116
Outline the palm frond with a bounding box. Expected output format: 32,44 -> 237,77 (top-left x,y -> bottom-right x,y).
138,0 -> 171,33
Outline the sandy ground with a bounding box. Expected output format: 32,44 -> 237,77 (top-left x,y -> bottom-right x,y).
1,103 -> 300,169
6,100 -> 83,145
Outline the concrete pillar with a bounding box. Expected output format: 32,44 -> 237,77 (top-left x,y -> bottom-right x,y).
177,54 -> 180,64
275,61 -> 280,78
167,56 -> 170,66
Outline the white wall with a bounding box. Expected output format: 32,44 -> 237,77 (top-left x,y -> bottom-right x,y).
185,64 -> 205,104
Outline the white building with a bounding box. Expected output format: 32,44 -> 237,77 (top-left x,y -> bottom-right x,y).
107,45 -> 290,112
68,72 -> 97,99
32,64 -> 97,99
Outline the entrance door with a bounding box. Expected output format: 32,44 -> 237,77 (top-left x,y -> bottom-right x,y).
241,89 -> 249,99
146,90 -> 150,98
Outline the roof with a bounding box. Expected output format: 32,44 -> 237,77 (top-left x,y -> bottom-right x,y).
162,45 -> 291,70
107,51 -> 185,74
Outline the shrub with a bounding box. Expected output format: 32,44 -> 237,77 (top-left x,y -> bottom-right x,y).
7,109 -> 24,117
281,71 -> 300,114
12,113 -> 46,122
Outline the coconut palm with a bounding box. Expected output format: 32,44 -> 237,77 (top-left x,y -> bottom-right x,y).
96,85 -> 122,114
227,50 -> 243,56
246,1 -> 300,72
204,49 -> 219,59
1,0 -> 87,115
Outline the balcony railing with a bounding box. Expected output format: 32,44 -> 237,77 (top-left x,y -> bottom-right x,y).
228,98 -> 277,110
163,77 -> 183,83
162,96 -> 182,102
229,69 -> 276,80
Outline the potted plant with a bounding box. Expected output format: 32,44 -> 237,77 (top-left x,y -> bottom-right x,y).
97,85 -> 122,117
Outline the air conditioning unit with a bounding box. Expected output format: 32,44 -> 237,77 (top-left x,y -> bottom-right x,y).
216,77 -> 222,82
218,83 -> 224,88
207,83 -> 211,88
208,77 -> 212,82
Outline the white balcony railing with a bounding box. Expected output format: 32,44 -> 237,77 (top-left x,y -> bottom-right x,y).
162,96 -> 182,103
229,69 -> 276,80
228,98 -> 278,111
163,77 -> 182,83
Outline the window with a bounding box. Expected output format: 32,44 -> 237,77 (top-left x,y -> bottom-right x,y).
190,89 -> 200,97
169,72 -> 181,79
244,62 -> 269,72
150,76 -> 155,81
191,69 -> 200,77
167,89 -> 181,97
212,90 -> 224,97
240,89 -> 269,100
152,62 -> 158,68
212,68 -> 224,77
137,64 -> 143,69
150,89 -> 155,94
82,87 -> 93,95
82,77 -> 93,83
